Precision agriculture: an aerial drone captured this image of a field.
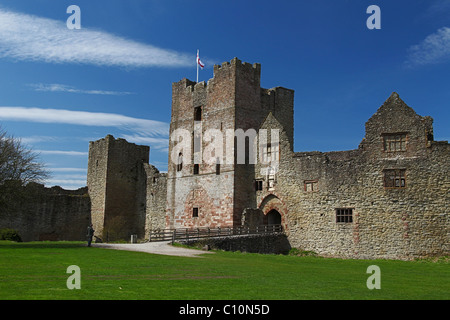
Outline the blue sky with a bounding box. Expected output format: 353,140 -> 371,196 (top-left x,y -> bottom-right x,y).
0,0 -> 449,189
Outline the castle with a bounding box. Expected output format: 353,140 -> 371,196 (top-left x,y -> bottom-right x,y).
85,57 -> 449,259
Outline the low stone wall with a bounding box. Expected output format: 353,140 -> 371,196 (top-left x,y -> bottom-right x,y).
179,233 -> 291,254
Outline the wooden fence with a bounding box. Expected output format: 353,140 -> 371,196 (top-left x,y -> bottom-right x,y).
148,224 -> 283,242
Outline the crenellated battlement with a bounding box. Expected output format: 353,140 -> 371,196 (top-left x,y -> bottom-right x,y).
213,57 -> 261,78
173,57 -> 262,98
172,78 -> 207,96
172,78 -> 196,93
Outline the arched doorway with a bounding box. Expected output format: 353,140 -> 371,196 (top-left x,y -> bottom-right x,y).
265,209 -> 281,225
258,194 -> 286,228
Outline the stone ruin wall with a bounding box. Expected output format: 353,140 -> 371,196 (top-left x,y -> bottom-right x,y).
0,183 -> 91,242
255,93 -> 449,260
1,58 -> 447,262
87,135 -> 153,242
144,164 -> 167,237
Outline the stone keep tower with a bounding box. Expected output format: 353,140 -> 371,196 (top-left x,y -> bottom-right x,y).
87,135 -> 149,241
166,57 -> 294,229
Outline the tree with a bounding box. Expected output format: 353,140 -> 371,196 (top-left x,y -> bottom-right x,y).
0,126 -> 49,185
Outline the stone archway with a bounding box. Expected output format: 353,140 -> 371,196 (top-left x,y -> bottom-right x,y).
266,209 -> 282,225
258,194 -> 287,227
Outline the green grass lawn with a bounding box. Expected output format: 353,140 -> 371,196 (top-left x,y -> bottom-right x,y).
0,241 -> 448,300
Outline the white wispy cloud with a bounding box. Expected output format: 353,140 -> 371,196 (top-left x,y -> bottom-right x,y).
20,135 -> 60,144
45,179 -> 87,189
405,27 -> 450,67
36,150 -> 88,157
45,169 -> 88,190
0,8 -> 192,68
48,174 -> 87,180
49,168 -> 87,173
121,134 -> 169,151
31,83 -> 134,96
0,106 -> 169,137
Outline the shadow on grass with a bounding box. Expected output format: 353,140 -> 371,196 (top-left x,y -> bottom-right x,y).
0,240 -> 86,249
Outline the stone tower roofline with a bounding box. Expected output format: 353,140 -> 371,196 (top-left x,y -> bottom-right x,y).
89,134 -> 150,163
173,57 -> 293,97
261,86 -> 295,100
357,91 -> 449,152
366,91 -> 433,126
173,78 -> 293,96
173,57 -> 260,92
363,91 -> 435,140
213,57 -> 261,78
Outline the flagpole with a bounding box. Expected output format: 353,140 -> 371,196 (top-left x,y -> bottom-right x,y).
196,49 -> 199,83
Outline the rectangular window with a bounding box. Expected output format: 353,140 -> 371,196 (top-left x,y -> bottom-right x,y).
193,133 -> 201,153
384,169 -> 406,188
216,163 -> 220,175
192,207 -> 199,218
268,175 -> 275,190
262,143 -> 279,163
193,164 -> 199,175
255,180 -> 263,191
383,133 -> 407,152
194,106 -> 202,121
304,180 -> 318,192
176,153 -> 183,172
336,208 -> 353,223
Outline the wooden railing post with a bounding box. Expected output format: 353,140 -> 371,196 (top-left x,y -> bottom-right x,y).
150,224 -> 283,244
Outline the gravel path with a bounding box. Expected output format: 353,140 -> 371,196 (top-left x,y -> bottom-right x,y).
92,241 -> 213,258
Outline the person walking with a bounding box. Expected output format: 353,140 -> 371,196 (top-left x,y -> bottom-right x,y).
87,224 -> 95,247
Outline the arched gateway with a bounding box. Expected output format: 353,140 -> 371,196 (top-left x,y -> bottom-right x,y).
265,209 -> 282,225
258,194 -> 286,227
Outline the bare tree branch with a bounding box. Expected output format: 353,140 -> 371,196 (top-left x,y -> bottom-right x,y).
0,126 -> 49,185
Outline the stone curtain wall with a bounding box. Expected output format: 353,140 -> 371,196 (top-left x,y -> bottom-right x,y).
263,93 -> 449,260
0,183 -> 91,242
144,164 -> 167,237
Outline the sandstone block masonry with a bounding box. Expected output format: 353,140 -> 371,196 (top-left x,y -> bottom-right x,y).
166,58 -> 293,230
32,57 -> 446,260
162,58 -> 448,259
254,92 -> 449,259
87,135 -> 167,241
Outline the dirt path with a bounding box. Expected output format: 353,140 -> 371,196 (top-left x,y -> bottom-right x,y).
92,241 -> 213,258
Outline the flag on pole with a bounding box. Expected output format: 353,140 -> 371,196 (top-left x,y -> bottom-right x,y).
197,50 -> 204,69
196,49 -> 204,83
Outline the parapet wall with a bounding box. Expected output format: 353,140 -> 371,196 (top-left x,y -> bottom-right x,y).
180,233 -> 291,255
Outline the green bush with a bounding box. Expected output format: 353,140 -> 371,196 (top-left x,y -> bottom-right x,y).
288,247 -> 317,257
0,228 -> 22,242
